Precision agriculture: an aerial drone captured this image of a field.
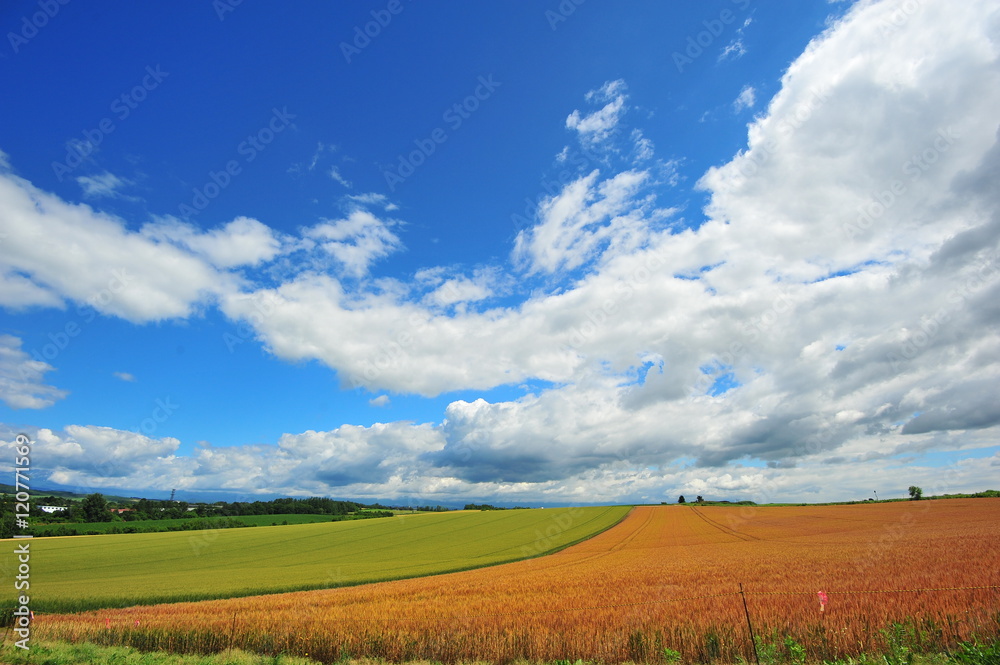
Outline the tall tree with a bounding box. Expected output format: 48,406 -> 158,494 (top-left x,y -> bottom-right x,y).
81,493 -> 112,522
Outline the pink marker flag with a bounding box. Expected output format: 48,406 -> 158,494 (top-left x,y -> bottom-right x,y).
818,591 -> 828,612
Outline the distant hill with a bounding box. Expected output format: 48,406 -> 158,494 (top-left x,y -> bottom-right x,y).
0,484 -> 139,504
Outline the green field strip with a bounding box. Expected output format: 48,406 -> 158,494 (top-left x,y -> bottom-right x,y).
7,505 -> 629,613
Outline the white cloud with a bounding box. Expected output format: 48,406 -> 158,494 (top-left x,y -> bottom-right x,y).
631,129 -> 655,162
719,17 -> 752,62
369,394 -> 390,407
2,415 -> 996,504
76,171 -> 132,199
329,166 -> 352,189
719,38 -> 747,62
113,371 -> 136,382
512,169 -> 654,274
566,79 -> 628,146
1,422 -> 443,496
0,172 -> 237,322
733,85 -> 756,112
142,216 -> 284,268
347,192 -> 399,211
219,0 -> 1000,496
0,335 -> 68,409
288,142 -> 338,175
2,425 -> 185,490
422,268 -> 498,308
303,209 -> 403,278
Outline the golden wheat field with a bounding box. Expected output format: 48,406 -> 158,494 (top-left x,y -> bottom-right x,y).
39,499 -> 1000,663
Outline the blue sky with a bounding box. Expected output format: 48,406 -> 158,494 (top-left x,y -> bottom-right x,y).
1,0 -> 998,505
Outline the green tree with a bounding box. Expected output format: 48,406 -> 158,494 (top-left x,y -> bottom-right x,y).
908,485 -> 923,500
678,495 -> 686,504
81,493 -> 113,522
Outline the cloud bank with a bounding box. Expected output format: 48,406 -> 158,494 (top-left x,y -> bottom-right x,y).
1,0 -> 998,504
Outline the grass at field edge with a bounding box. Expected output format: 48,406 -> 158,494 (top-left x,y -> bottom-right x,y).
0,639 -> 988,665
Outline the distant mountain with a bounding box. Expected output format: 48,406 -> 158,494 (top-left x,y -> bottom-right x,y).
0,484 -> 141,504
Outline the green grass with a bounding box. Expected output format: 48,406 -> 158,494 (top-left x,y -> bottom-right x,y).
1,640 -> 995,665
0,640 -> 323,664
30,513 -> 350,536
3,506 -> 629,613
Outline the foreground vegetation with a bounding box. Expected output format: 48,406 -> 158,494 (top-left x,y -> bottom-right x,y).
37,500 -> 999,663
0,641 -> 320,664
2,639 -> 1000,665
5,506 -> 628,613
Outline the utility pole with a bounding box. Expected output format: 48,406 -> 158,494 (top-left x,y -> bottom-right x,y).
873,490 -> 879,502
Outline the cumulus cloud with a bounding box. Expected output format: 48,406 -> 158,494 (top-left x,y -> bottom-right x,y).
142,216 -> 284,268
0,172 -> 237,321
425,276 -> 492,308
224,0 -> 1000,497
512,169 -> 656,274
1,423 -> 445,497
302,209 -> 403,278
10,425 -> 184,492
2,0 -> 999,504
0,335 -> 68,409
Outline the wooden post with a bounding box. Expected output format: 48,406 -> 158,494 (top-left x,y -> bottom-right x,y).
740,583 -> 761,665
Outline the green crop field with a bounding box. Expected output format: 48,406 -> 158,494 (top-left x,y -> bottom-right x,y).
7,506 -> 628,613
